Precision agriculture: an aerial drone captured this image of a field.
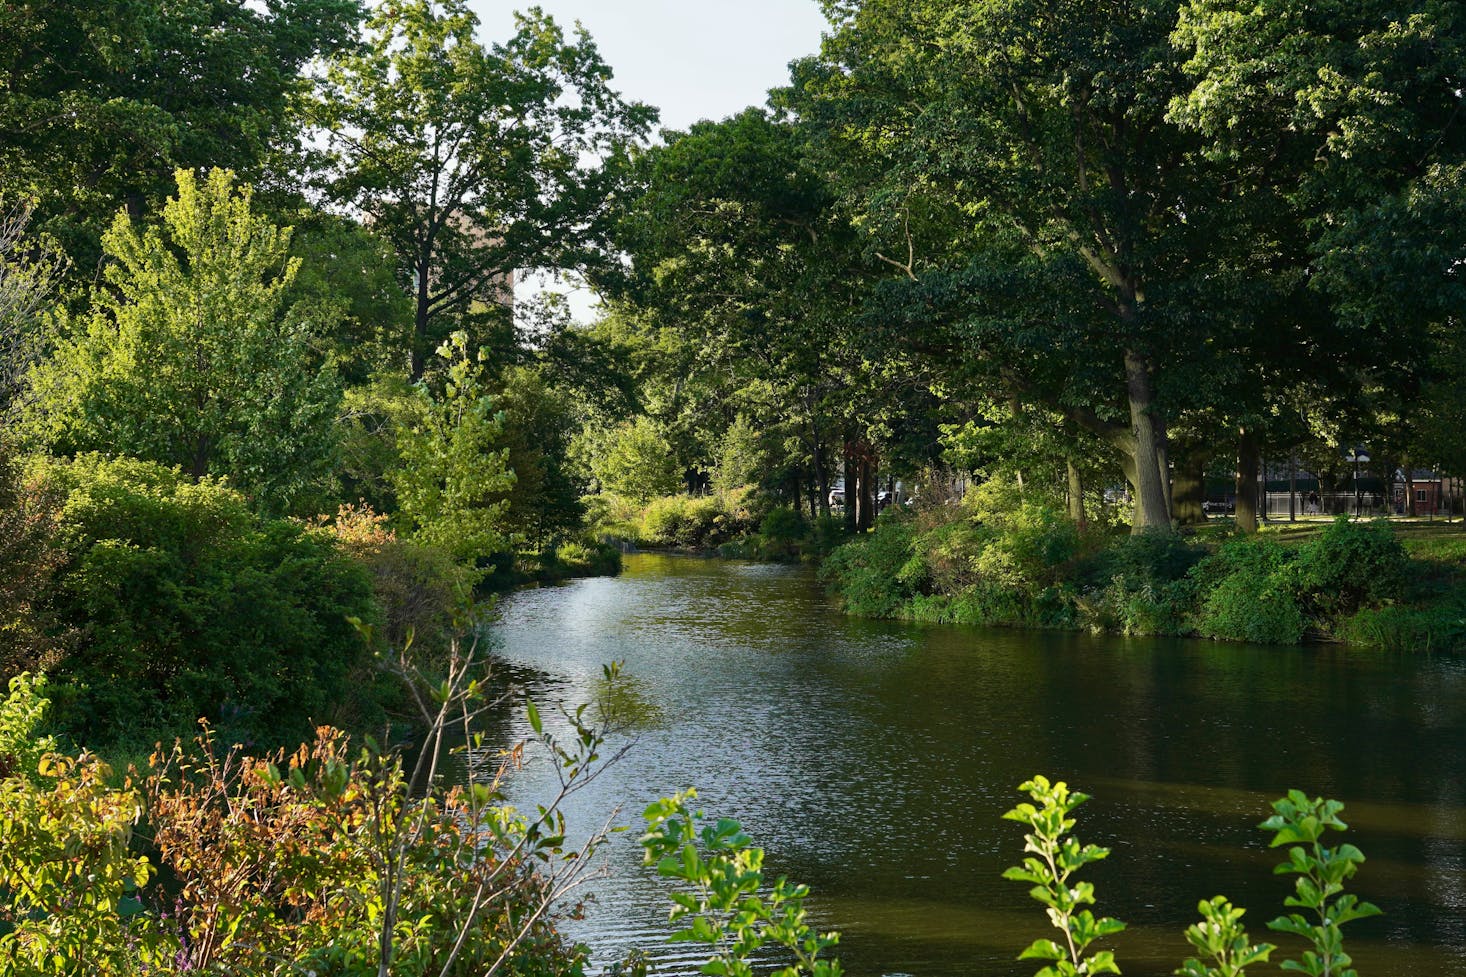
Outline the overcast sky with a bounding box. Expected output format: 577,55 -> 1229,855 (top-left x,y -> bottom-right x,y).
470,1 -> 831,131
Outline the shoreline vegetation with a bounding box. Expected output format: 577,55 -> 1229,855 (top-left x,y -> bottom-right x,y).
590,481 -> 1466,652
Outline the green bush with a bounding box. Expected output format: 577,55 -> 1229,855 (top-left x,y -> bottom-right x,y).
328,503 -> 474,662
974,501 -> 1081,590
34,454 -> 380,752
752,506 -> 808,561
1191,537 -> 1305,644
1078,529 -> 1206,591
1080,576 -> 1191,637
804,513 -> 849,561
0,448 -> 65,679
640,494 -> 723,546
819,512 -> 923,617
913,517 -> 990,594
582,492 -> 643,544
553,539 -> 624,577
637,492 -> 758,549
1292,517 -> 1407,616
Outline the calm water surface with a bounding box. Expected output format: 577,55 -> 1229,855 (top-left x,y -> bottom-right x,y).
486,553 -> 1466,977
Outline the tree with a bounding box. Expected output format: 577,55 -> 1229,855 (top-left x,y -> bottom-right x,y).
308,0 -> 657,377
387,332 -> 516,568
614,109 -> 904,525
579,416 -> 684,504
1173,1 -> 1466,524
493,366 -> 586,551
797,0 -> 1313,532
26,169 -> 342,516
0,202 -> 64,423
0,0 -> 359,272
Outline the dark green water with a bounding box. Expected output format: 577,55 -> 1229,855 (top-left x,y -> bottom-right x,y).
487,553 -> 1466,976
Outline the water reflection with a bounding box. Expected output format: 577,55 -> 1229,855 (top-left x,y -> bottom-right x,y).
483,553 -> 1466,977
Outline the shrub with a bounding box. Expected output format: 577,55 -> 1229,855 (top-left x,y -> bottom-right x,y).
1292,517 -> 1407,617
1191,537 -> 1305,644
1080,576 -> 1191,637
753,506 -> 808,561
553,538 -> 624,577
0,673 -> 55,785
819,512 -> 923,617
34,454 -> 380,751
328,502 -> 474,661
804,513 -> 849,561
582,492 -> 643,544
1336,600 -> 1466,652
0,447 -> 66,677
1077,528 -> 1206,591
0,644 -> 618,977
637,492 -> 760,549
971,500 -> 1081,590
759,505 -> 807,544
947,581 -> 1028,627
914,517 -> 991,594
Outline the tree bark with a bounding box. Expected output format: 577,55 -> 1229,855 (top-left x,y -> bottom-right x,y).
1289,456 -> 1297,522
411,258 -> 431,380
811,410 -> 830,517
1235,428 -> 1260,534
1171,451 -> 1207,526
1125,350 -> 1171,533
1155,414 -> 1173,519
1066,458 -> 1087,531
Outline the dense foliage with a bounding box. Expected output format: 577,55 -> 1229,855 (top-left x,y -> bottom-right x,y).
822,495 -> 1424,647
30,455 -> 380,752
0,669 -> 605,976
26,170 -> 342,516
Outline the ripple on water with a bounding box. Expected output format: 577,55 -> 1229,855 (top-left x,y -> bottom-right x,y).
481,553 -> 1466,977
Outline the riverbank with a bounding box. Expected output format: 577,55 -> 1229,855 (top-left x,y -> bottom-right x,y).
819,486 -> 1466,651
487,552 -> 1466,976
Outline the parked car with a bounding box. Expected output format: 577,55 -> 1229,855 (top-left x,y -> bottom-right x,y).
1202,498 -> 1235,514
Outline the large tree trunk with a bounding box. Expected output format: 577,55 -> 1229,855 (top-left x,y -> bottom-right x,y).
1235,428 -> 1260,534
1066,458 -> 1087,531
1404,457 -> 1417,517
1155,414 -> 1173,518
1171,451 -> 1207,526
1125,351 -> 1171,533
842,439 -> 857,534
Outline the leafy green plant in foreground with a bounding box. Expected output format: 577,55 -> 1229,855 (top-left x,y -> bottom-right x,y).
1002,775 -> 1125,977
1261,791 -> 1380,977
1176,896 -> 1274,977
1005,778 -> 1377,977
642,789 -> 842,977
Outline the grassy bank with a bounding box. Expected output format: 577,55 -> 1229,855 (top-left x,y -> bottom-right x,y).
819,482 -> 1466,650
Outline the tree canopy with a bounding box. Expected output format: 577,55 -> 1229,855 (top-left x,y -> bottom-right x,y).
26,169 -> 342,515
308,0 -> 657,377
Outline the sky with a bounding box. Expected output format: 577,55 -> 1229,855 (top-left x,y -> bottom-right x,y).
471,1 -> 832,132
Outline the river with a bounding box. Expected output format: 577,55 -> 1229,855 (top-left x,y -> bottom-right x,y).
484,553 -> 1466,977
